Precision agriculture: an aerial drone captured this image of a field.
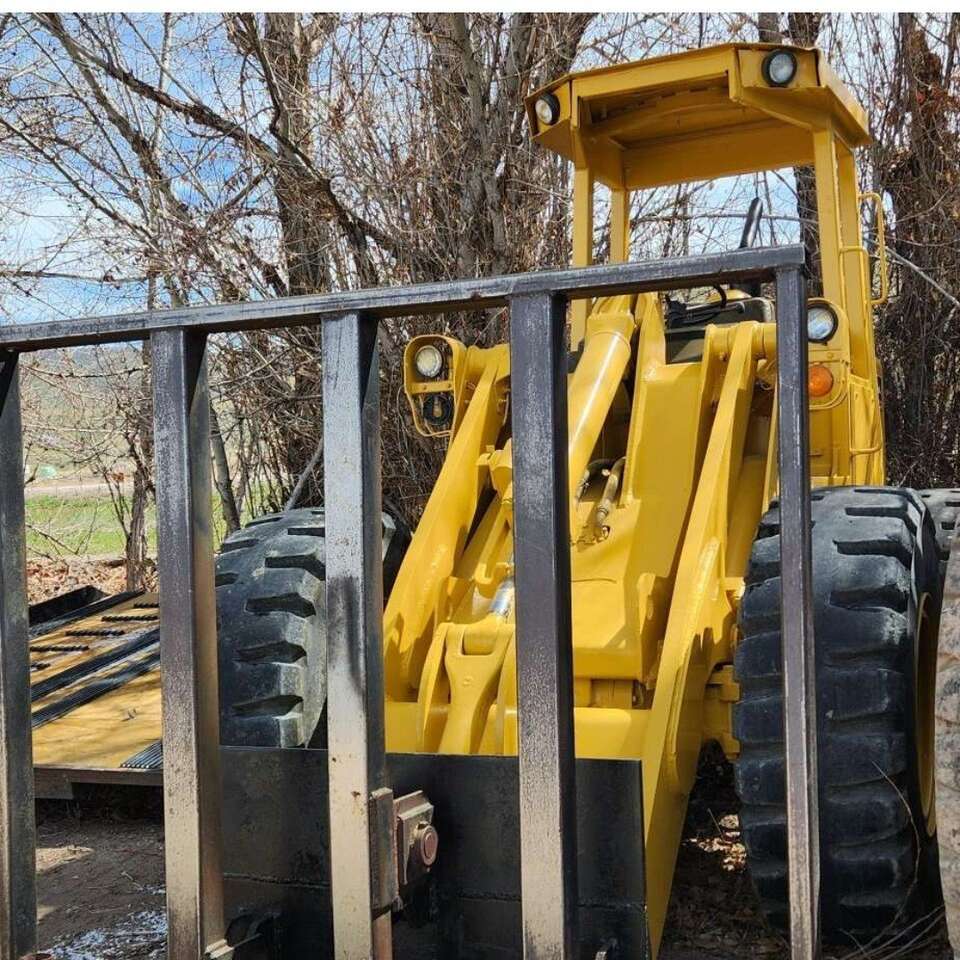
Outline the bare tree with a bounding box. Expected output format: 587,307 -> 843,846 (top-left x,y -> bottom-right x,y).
3,11 -> 958,592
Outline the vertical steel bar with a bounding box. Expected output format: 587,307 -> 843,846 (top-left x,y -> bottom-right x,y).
775,266 -> 820,960
322,312 -> 394,960
152,329 -> 231,960
0,354 -> 36,960
509,292 -> 578,960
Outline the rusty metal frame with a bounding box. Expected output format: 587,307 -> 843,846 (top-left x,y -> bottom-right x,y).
0,244 -> 813,960
0,353 -> 36,960
321,312 -> 395,958
775,267 -> 820,959
151,330 -> 232,960
509,292 -> 579,957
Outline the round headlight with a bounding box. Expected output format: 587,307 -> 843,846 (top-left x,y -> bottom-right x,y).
762,49 -> 798,87
414,344 -> 444,379
535,93 -> 560,126
807,304 -> 838,343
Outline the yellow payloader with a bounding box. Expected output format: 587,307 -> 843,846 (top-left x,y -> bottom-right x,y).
18,41 -> 958,959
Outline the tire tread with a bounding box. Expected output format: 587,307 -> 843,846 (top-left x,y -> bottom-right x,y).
735,486 -> 940,940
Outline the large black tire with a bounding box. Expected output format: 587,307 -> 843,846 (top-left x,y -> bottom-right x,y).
216,508 -> 407,747
735,486 -> 941,941
920,488 -> 960,582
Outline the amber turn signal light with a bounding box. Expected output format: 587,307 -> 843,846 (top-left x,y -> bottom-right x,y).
808,363 -> 834,398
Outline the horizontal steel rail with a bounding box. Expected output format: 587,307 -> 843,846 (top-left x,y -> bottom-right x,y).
0,246 -> 803,351
0,243 -> 812,960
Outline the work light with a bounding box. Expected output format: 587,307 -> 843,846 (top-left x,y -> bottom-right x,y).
414,344 -> 444,379
535,93 -> 560,126
806,304 -> 838,343
762,49 -> 798,87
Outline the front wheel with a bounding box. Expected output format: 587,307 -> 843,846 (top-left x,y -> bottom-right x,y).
735,486 -> 941,941
216,507 -> 407,748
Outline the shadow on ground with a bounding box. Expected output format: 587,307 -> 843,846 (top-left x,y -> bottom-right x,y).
37,787 -> 164,959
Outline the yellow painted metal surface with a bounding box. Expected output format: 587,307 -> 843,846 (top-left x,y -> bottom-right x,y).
31,593 -> 162,772
33,666 -> 161,769
525,43 -> 869,191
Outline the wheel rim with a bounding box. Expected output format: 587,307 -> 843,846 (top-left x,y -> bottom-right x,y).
916,590 -> 938,834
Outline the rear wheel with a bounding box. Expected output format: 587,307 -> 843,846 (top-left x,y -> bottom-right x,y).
216,507 -> 407,747
735,486 -> 941,940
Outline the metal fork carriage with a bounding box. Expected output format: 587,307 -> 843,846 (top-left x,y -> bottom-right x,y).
0,244 -> 815,960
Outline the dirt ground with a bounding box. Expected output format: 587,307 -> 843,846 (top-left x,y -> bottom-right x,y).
37,789 -> 165,959
27,557 -> 129,605
34,752 -> 952,960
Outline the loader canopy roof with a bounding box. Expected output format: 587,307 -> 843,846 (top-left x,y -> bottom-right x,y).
526,43 -> 870,191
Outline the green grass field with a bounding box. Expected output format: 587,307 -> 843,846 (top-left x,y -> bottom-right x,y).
26,491 -> 246,559
26,493 -> 155,557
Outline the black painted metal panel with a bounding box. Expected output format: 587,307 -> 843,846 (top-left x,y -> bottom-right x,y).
220,748 -> 647,960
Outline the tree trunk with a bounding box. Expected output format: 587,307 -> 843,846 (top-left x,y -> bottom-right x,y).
788,14 -> 824,287
125,465 -> 149,590
124,319 -> 155,590
757,13 -> 780,42
210,402 -> 242,534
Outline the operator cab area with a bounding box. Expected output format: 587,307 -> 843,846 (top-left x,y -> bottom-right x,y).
524,43 -> 882,388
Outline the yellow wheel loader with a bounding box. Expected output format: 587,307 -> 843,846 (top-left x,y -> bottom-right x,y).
20,42 -> 956,958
